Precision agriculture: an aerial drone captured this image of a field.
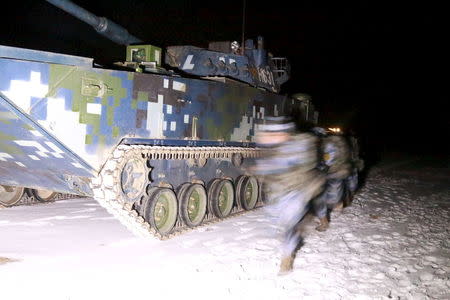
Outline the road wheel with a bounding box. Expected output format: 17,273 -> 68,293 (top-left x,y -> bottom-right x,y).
236,176 -> 259,210
144,188 -> 178,235
119,155 -> 149,203
27,189 -> 57,202
134,186 -> 159,217
0,185 -> 24,207
208,179 -> 234,218
259,181 -> 269,204
178,183 -> 207,227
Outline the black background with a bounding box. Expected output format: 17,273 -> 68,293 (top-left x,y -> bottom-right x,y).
1,0 -> 447,160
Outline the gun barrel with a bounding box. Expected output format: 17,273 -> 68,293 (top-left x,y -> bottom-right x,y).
46,0 -> 142,45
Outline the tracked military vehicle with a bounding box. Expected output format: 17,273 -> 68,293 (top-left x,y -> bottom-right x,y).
0,0 -> 317,238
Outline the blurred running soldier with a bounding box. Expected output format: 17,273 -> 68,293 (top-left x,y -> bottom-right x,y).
343,132 -> 364,206
253,116 -> 325,275
312,128 -> 352,232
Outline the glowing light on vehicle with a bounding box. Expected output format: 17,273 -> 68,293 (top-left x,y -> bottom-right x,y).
328,127 -> 341,133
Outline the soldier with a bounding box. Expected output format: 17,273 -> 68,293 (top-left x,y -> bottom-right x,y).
343,132 -> 364,206
312,128 -> 352,232
253,116 -> 325,275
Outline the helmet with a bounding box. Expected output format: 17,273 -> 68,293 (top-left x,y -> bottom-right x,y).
311,127 -> 327,137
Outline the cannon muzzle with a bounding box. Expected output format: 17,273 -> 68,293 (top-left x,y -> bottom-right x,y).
46,0 -> 142,45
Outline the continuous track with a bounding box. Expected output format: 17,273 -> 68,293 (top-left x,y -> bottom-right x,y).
2,145 -> 264,240
91,144 -> 264,240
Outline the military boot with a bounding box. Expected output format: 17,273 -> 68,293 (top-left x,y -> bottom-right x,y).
315,217 -> 329,232
278,255 -> 294,276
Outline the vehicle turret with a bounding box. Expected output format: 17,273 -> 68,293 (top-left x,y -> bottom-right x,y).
47,0 -> 290,91
165,36 -> 291,92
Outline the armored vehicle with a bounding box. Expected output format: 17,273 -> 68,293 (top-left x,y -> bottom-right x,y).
0,0 -> 317,238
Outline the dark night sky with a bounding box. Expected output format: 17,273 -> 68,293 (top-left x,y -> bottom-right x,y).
1,0 -> 447,156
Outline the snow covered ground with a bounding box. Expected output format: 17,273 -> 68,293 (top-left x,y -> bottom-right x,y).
1,156 -> 449,300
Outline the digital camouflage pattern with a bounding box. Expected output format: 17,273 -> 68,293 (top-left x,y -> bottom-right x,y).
322,135 -> 351,179
313,134 -> 353,221
253,129 -> 326,275
257,133 -> 325,202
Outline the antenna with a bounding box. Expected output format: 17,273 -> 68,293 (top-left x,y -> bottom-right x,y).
241,0 -> 246,55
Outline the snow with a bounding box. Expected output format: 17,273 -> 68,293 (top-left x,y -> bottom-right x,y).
1,156 -> 449,300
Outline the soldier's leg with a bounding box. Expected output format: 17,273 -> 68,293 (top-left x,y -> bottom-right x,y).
277,191 -> 309,275
327,179 -> 345,213
313,189 -> 329,232
344,169 -> 358,206
342,184 -> 352,207
279,224 -> 303,275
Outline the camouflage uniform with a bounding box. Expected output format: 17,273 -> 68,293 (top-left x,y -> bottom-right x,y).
345,135 -> 364,205
254,124 -> 325,274
313,134 -> 351,231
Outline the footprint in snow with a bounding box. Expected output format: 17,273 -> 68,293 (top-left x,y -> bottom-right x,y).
419,271 -> 434,282
434,269 -> 446,276
386,268 -> 402,279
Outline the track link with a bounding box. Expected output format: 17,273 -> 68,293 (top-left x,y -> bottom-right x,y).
91,144 -> 264,240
